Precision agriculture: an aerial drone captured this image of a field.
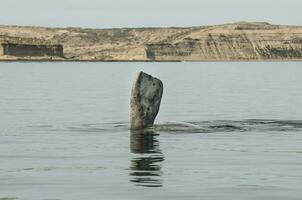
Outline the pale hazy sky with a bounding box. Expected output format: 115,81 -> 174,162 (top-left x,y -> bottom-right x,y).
0,0 -> 301,28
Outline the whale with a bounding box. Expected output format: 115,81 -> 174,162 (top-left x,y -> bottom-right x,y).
129,75 -> 302,133
130,71 -> 163,130
130,71 -> 203,132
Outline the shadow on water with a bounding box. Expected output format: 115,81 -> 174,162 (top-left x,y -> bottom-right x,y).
129,129 -> 164,187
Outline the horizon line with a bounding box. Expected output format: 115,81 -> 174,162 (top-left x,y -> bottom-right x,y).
0,21 -> 301,30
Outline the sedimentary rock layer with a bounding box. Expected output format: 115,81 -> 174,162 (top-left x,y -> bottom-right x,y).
1,43 -> 63,57
0,22 -> 301,61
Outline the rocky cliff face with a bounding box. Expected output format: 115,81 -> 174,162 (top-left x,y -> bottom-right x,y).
145,23 -> 302,61
0,22 -> 301,61
1,43 -> 63,57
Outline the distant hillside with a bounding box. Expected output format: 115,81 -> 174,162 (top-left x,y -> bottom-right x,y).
0,22 -> 302,61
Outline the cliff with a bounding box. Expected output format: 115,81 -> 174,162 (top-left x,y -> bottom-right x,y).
1,43 -> 63,58
0,22 -> 302,61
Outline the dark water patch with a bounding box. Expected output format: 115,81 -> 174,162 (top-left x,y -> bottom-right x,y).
157,119 -> 302,133
65,126 -> 106,133
23,168 -> 34,171
206,124 -> 247,132
0,166 -> 106,173
0,155 -> 78,160
27,124 -> 54,128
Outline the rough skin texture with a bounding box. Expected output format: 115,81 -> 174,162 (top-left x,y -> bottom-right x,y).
130,72 -> 163,130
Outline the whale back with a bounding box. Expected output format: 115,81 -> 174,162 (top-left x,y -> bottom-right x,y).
130,71 -> 163,130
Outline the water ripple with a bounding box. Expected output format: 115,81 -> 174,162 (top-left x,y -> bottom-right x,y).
155,119 -> 302,133
24,119 -> 302,134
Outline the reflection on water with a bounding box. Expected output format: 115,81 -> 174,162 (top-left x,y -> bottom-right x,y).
129,130 -> 164,187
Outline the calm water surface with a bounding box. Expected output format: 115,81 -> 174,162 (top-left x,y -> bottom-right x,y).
0,62 -> 302,200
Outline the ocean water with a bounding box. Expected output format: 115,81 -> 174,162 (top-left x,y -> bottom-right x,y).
0,62 -> 302,200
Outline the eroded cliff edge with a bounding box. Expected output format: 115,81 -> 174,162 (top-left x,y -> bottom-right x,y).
0,22 -> 302,61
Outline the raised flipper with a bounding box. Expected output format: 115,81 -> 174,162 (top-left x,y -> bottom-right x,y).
130,71 -> 163,130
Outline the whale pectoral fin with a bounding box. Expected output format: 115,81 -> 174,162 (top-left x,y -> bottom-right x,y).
130,72 -> 163,130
